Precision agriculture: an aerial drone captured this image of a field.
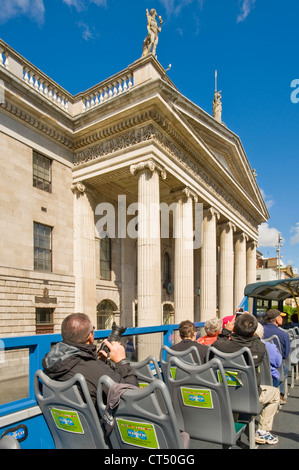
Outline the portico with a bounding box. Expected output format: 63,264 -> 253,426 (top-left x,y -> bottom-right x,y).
0,37 -> 268,359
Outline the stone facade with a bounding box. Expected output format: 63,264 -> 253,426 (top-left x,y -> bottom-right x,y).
0,38 -> 269,360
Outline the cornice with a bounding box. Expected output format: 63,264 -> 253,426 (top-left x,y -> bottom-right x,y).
73,120 -> 261,232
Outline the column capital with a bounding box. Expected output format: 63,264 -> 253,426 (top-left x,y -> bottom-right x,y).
71,181 -> 97,207
71,181 -> 86,195
234,231 -> 249,243
247,239 -> 258,249
171,186 -> 198,203
203,206 -> 220,221
130,159 -> 166,180
219,220 -> 236,234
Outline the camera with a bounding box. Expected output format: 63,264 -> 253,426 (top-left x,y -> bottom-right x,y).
99,322 -> 126,357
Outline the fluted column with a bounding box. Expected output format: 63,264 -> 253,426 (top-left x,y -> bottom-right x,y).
173,188 -> 197,324
130,160 -> 166,359
234,232 -> 248,310
200,207 -> 220,322
219,221 -> 235,319
246,240 -> 257,285
72,182 -> 97,327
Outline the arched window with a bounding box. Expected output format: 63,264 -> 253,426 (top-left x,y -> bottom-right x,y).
97,300 -> 116,330
163,303 -> 174,325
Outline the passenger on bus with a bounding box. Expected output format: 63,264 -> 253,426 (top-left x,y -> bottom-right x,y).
213,313 -> 280,445
171,320 -> 208,363
197,317 -> 222,346
42,313 -> 138,407
263,309 -> 290,360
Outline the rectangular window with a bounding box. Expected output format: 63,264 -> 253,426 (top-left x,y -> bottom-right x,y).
100,237 -> 111,280
36,308 -> 54,334
33,151 -> 52,192
34,222 -> 52,272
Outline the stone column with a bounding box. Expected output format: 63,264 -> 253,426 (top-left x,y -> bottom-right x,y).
172,188 -> 197,325
130,160 -> 166,359
72,182 -> 97,327
234,232 -> 248,310
219,221 -> 235,319
200,207 -> 220,322
246,240 -> 257,285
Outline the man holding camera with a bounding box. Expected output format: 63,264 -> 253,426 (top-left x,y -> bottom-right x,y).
42,313 -> 138,406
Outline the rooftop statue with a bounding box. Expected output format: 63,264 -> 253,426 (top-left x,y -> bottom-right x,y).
213,90 -> 222,123
142,9 -> 163,57
213,70 -> 222,123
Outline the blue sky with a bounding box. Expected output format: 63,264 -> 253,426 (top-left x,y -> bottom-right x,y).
1,0 -> 299,273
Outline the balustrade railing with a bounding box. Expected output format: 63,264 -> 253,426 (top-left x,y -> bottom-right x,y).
0,39 -> 135,116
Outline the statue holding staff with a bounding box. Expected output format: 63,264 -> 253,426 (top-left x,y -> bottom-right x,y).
142,9 -> 163,57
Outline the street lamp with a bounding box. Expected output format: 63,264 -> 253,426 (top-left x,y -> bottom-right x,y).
276,233 -> 283,280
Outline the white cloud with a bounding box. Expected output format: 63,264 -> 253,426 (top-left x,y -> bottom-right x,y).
260,189 -> 274,209
237,0 -> 256,23
62,0 -> 106,10
290,223 -> 299,245
78,21 -> 97,41
258,223 -> 282,248
0,0 -> 45,24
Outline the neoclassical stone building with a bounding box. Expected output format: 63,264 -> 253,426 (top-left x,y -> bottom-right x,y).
0,38 -> 268,351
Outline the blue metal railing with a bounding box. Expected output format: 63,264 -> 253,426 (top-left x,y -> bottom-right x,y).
0,322 -> 204,418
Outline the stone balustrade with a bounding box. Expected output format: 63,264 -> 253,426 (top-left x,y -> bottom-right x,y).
82,72 -> 134,112
0,39 -> 135,117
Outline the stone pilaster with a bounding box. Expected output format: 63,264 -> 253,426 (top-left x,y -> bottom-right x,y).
72,182 -> 97,327
200,207 -> 220,322
219,221 -> 235,319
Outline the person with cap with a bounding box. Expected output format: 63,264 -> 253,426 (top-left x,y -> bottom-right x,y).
263,309 -> 290,405
263,309 -> 290,360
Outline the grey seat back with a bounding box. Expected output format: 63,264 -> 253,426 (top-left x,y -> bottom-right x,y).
130,355 -> 162,388
97,375 -> 186,449
34,369 -> 109,449
167,357 -> 246,448
263,335 -> 287,380
160,345 -> 201,385
206,346 -> 261,416
259,342 -> 273,386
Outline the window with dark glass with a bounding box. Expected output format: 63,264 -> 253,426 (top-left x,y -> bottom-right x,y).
36,308 -> 54,334
34,222 -> 52,272
33,151 -> 52,192
163,252 -> 170,287
100,236 -> 111,280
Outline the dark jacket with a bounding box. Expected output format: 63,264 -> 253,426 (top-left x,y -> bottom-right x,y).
170,339 -> 208,364
42,341 -> 138,406
212,328 -> 266,390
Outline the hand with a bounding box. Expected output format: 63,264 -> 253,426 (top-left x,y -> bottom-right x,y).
99,339 -> 126,363
225,316 -> 235,332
